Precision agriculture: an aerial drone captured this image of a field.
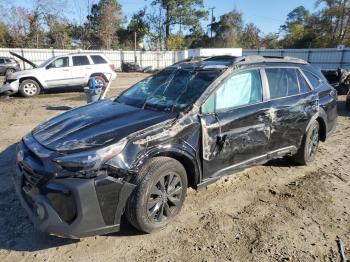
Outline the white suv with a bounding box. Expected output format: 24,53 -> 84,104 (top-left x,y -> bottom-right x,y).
1,53 -> 117,97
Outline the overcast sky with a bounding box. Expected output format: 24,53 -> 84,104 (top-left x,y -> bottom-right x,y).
10,0 -> 318,35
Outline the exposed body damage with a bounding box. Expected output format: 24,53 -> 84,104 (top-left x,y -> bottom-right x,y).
13,55 -> 338,238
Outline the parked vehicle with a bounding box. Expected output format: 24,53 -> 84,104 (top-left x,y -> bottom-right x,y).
14,55 -> 338,238
1,52 -> 116,97
322,68 -> 350,95
0,56 -> 20,76
121,61 -> 141,72
346,90 -> 350,111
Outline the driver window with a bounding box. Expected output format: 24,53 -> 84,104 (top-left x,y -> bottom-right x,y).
48,57 -> 69,68
202,69 -> 263,114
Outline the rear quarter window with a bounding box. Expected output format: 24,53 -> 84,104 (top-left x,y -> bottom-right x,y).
90,55 -> 107,64
303,70 -> 321,88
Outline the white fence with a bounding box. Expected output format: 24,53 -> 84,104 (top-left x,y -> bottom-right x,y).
1,48 -> 350,70
243,48 -> 350,70
0,48 -> 182,70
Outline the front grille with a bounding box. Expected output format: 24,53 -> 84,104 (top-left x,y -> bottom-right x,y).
18,140 -> 53,188
21,165 -> 42,186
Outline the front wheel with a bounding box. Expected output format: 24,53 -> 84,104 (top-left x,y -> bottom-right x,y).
292,121 -> 320,165
19,79 -> 40,97
125,157 -> 187,233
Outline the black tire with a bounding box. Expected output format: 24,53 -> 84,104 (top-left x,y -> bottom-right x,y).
89,75 -> 106,89
19,79 -> 40,97
292,121 -> 320,165
125,157 -> 188,233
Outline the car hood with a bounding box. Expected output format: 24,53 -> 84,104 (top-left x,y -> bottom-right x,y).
10,51 -> 37,68
32,99 -> 178,153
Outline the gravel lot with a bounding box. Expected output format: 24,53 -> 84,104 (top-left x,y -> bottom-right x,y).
0,73 -> 349,261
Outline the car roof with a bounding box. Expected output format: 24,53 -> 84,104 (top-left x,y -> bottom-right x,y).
171,55 -> 308,70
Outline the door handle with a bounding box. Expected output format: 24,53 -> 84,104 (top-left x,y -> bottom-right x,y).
85,67 -> 92,70
62,69 -> 69,71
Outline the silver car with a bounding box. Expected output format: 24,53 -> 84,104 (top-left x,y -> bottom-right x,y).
0,57 -> 20,76
1,52 -> 117,97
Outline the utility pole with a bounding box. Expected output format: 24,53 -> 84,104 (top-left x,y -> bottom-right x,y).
134,31 -> 137,64
209,7 -> 215,38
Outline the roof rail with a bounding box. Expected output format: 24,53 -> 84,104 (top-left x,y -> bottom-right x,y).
236,55 -> 308,65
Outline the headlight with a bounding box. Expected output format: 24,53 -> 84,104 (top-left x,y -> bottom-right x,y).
53,139 -> 127,175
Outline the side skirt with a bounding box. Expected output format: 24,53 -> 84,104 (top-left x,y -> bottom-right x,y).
196,146 -> 297,190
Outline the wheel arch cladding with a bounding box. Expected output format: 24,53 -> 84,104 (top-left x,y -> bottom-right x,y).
20,77 -> 43,89
149,152 -> 199,189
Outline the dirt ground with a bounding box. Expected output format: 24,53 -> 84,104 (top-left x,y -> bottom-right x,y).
0,73 -> 349,262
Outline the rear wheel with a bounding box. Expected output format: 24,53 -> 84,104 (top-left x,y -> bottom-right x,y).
19,79 -> 40,97
89,75 -> 106,89
125,157 -> 187,233
292,121 -> 320,165
5,68 -> 15,75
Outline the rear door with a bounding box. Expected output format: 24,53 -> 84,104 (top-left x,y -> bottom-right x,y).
200,68 -> 271,179
43,56 -> 72,88
264,67 -> 318,152
70,55 -> 92,86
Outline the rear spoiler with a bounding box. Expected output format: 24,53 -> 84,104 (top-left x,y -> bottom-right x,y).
10,51 -> 37,68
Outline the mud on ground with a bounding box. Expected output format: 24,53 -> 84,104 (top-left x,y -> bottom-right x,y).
0,73 -> 349,261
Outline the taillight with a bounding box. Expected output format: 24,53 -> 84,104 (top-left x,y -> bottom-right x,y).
109,64 -> 115,71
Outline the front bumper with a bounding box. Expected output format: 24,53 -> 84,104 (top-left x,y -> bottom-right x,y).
13,164 -> 135,238
0,80 -> 19,95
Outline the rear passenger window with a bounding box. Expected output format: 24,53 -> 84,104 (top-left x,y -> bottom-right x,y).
265,68 -> 300,99
303,70 -> 321,88
72,56 -> 90,66
214,69 -> 263,111
91,55 -> 107,64
297,71 -> 312,93
0,59 -> 4,64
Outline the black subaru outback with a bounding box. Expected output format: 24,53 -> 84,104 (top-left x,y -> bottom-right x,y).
14,55 -> 337,238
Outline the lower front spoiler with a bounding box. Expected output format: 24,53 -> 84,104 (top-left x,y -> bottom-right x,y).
13,166 -> 136,239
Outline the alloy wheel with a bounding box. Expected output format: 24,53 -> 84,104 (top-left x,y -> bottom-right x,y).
6,69 -> 15,75
23,83 -> 38,96
96,78 -> 105,88
147,172 -> 183,223
308,126 -> 319,158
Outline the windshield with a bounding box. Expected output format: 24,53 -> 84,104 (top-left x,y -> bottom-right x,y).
115,68 -> 222,112
38,57 -> 55,68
